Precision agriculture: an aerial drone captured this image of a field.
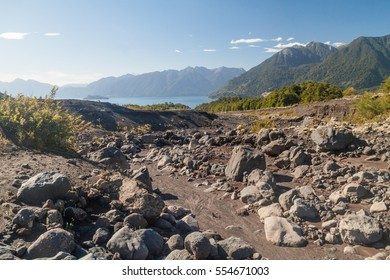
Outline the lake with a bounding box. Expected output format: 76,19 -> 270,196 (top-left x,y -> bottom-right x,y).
83,95 -> 212,109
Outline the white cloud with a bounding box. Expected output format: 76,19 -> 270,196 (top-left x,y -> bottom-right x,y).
324,41 -> 347,48
230,38 -> 266,44
263,41 -> 307,54
287,37 -> 295,41
274,42 -> 307,48
203,49 -> 216,52
249,45 -> 260,48
0,32 -> 29,40
229,46 -> 240,50
272,37 -> 283,42
44,32 -> 61,37
174,49 -> 182,53
332,42 -> 347,48
264,48 -> 280,53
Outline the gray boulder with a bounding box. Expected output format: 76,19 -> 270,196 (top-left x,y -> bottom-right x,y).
278,189 -> 299,211
289,198 -> 317,219
24,228 -> 76,259
184,231 -> 211,260
17,172 -> 71,206
240,182 -> 274,204
225,146 -> 266,181
165,249 -> 193,260
217,237 -> 255,260
167,234 -> 184,251
89,147 -> 129,170
342,183 -> 367,199
176,214 -> 200,234
92,228 -> 111,245
311,125 -> 354,152
262,140 -> 286,157
131,166 -> 152,190
123,213 -> 148,229
136,229 -> 164,257
339,214 -> 383,245
264,217 -> 307,247
106,226 -> 149,260
289,148 -> 308,167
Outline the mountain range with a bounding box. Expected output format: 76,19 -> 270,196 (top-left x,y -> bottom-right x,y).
211,34 -> 390,98
0,67 -> 245,99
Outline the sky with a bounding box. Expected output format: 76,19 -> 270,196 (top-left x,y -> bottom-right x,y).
0,0 -> 390,86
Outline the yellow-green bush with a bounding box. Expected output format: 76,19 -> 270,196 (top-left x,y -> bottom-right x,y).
352,92 -> 390,122
0,91 -> 89,150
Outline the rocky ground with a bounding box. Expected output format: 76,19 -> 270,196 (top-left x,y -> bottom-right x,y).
0,98 -> 389,260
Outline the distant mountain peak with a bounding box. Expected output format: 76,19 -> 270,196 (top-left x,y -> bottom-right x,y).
211,34 -> 390,98
57,66 -> 245,98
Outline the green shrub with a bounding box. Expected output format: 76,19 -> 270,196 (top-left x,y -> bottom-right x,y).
352,92 -> 390,122
125,102 -> 190,110
0,89 -> 89,150
251,119 -> 275,132
343,86 -> 358,96
379,76 -> 390,93
196,81 -> 343,113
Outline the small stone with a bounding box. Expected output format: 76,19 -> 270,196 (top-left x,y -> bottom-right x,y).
167,234 -> 184,251
369,202 -> 387,213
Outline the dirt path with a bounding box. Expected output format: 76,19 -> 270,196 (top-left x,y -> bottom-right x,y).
138,160 -> 364,260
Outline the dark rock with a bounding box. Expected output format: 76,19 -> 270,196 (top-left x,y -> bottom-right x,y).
217,236 -> 255,260
93,228 -> 111,245
89,147 -> 129,170
136,228 -> 164,257
311,125 -> 354,152
184,231 -> 211,260
225,146 -> 266,181
262,140 -> 286,157
123,213 -> 148,229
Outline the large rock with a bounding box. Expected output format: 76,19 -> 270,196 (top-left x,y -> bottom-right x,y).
289,198 -> 317,219
339,214 -> 383,245
24,229 -> 76,259
131,166 -> 152,190
184,231 -> 211,260
257,203 -> 283,222
240,182 -> 274,204
342,183 -> 367,199
89,147 -> 129,169
225,146 -> 266,181
311,125 -> 354,152
217,237 -> 255,260
17,172 -> 71,206
278,189 -> 299,211
106,226 -> 149,260
136,229 -> 164,257
165,249 -> 193,260
264,217 -> 307,247
119,179 -> 164,222
262,140 -> 286,157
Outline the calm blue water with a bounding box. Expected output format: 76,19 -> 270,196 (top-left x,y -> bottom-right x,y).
84,95 -> 212,109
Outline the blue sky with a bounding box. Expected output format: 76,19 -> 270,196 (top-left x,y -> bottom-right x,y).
1,0 -> 389,85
